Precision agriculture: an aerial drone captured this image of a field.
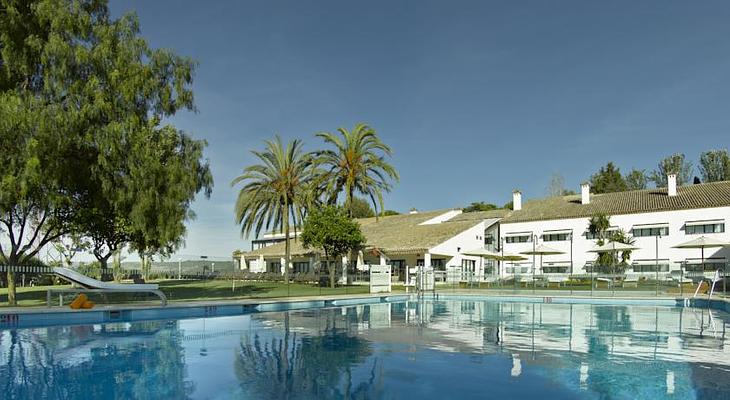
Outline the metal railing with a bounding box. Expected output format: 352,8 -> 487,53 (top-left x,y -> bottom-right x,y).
432,263 -> 729,298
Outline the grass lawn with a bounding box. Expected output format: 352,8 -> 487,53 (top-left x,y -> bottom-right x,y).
0,279 -> 374,307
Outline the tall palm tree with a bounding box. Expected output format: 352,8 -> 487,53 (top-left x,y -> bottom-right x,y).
232,136 -> 313,283
315,123 -> 399,218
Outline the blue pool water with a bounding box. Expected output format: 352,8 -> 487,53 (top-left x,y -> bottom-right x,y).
1,299 -> 729,399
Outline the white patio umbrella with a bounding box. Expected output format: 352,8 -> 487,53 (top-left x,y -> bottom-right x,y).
520,245 -> 565,276
672,236 -> 729,270
496,253 -> 529,279
589,242 -> 640,253
460,248 -> 501,280
461,248 -> 501,258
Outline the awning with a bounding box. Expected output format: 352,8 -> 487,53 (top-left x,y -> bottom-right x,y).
583,226 -> 618,235
542,229 -> 572,235
543,261 -> 571,266
504,231 -> 532,237
632,259 -> 670,265
631,223 -> 669,230
684,258 -> 726,265
685,219 -> 724,227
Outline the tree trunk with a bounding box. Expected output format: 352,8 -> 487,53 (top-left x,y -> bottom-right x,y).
112,251 -> 123,283
6,269 -> 16,306
346,186 -> 354,218
284,202 -> 290,285
329,262 -> 336,288
97,253 -> 112,281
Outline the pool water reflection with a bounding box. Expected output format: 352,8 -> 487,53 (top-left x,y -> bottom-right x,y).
1,300 -> 729,399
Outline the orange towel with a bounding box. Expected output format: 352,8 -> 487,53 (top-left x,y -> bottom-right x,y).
69,294 -> 88,309
81,300 -> 95,309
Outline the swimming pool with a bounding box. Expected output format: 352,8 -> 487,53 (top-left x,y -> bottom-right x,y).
1,297 -> 728,399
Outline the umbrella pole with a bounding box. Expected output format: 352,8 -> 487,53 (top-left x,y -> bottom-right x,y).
701,246 -> 705,271
701,246 -> 705,292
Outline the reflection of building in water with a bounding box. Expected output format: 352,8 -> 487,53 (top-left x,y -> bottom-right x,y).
254,300 -> 729,368
276,300 -> 730,397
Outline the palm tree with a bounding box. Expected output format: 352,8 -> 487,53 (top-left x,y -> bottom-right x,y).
315,123 -> 399,218
588,213 -> 611,242
588,213 -> 635,273
232,136 -> 313,283
588,213 -> 612,272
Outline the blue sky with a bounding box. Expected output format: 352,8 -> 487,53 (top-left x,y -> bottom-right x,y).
109,1 -> 730,259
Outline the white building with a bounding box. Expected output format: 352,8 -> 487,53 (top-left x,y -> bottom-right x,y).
500,175 -> 730,278
241,208 -> 506,283
240,175 -> 730,282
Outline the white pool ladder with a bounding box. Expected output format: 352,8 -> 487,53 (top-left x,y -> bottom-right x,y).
692,269 -> 722,300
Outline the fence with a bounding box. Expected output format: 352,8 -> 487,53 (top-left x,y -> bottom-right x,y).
431,263 -> 729,298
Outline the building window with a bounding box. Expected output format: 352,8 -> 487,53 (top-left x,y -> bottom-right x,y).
293,262 -> 310,273
585,227 -> 618,240
542,266 -> 569,274
485,233 -> 495,245
461,259 -> 476,281
685,223 -> 725,235
684,259 -> 726,272
268,261 -> 281,273
505,235 -> 531,243
632,226 -> 669,237
542,233 -> 570,242
632,263 -> 669,272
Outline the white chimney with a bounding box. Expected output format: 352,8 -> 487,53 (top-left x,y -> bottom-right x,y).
512,190 -> 522,211
668,174 -> 677,196
581,183 -> 590,205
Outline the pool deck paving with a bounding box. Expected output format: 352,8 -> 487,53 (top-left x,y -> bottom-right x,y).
2,289 -> 727,315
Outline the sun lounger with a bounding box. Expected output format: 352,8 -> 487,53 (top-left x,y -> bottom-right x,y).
517,275 -> 534,287
668,270 -> 693,286
48,267 -> 167,307
546,275 -> 569,288
622,274 -> 640,288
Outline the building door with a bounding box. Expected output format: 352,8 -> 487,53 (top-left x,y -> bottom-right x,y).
391,260 -> 406,282
461,259 -> 476,281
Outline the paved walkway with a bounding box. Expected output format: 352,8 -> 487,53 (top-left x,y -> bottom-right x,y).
2,289 -> 728,315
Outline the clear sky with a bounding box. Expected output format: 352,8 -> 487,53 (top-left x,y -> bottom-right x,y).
109,0 -> 730,259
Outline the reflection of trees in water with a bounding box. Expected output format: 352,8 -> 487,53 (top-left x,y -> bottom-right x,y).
584,306 -> 642,399
235,310 -> 381,399
587,305 -> 632,359
0,321 -> 193,399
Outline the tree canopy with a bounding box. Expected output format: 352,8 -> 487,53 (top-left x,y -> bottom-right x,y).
589,162 -> 628,194
315,123 -> 399,218
699,149 -> 730,183
463,202 -> 499,213
0,0 -> 212,304
624,168 -> 648,191
380,210 -> 400,217
346,197 -> 376,219
301,205 -> 366,288
650,153 -> 693,187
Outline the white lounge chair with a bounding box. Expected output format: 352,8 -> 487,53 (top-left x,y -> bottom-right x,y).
483,276 -> 499,287
517,275 -> 534,287
623,274 -> 640,288
546,275 -> 569,288
668,270 -> 693,286
48,267 -> 167,307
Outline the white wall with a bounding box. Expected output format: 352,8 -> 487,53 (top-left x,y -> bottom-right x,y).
428,221 -> 489,279
500,206 -> 730,274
